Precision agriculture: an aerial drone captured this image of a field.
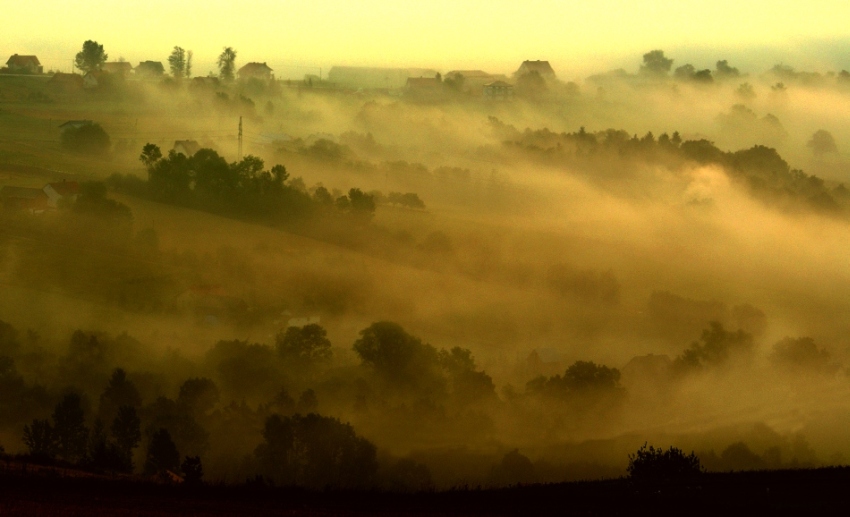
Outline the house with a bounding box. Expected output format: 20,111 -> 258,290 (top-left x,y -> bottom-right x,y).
238,62 -> 273,81
48,73 -> 84,91
514,60 -> 556,80
0,186 -> 49,213
327,66 -> 440,90
82,71 -> 103,89
444,70 -> 510,94
43,181 -> 79,208
173,140 -> 201,157
58,120 -> 93,133
6,54 -> 42,74
405,76 -> 443,96
135,61 -> 165,78
102,62 -> 133,78
483,80 -> 514,98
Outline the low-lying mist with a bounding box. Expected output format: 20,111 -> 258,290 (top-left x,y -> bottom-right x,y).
1,52 -> 849,488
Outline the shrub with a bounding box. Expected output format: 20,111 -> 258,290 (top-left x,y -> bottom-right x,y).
627,443 -> 703,481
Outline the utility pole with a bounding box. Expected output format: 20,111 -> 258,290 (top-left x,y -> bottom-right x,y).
238,116 -> 243,160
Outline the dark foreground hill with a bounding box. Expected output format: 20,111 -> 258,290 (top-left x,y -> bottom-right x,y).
2,462 -> 850,516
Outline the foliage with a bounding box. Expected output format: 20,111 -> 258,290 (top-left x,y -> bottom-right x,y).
527,360 -> 623,399
808,130 -> 838,156
217,47 -> 237,82
353,321 -> 441,390
98,368 -> 142,424
673,322 -> 753,371
627,444 -> 703,481
23,418 -> 58,459
168,46 -> 187,78
276,324 -> 332,366
74,40 -> 107,73
144,428 -> 180,475
640,50 -> 673,76
52,392 -> 89,463
255,413 -> 377,488
181,456 -> 204,485
61,123 -> 111,155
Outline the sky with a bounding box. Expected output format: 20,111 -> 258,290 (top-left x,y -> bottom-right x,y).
5,1 -> 850,79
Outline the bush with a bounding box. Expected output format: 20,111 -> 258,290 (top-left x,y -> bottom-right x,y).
61,123 -> 111,155
627,443 -> 703,481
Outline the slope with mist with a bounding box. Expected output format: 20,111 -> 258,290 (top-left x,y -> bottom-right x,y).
1,50 -> 850,487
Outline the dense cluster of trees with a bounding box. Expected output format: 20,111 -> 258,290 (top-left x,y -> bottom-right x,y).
489,118 -> 849,215
108,145 -> 378,225
0,310 -> 839,488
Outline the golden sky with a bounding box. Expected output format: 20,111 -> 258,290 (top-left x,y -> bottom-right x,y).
6,1 -> 850,78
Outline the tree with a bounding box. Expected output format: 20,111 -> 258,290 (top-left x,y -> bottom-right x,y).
217,47 -> 237,82
715,60 -> 740,79
640,50 -> 673,76
807,130 -> 838,156
181,456 -> 204,485
177,378 -> 220,417
61,123 -> 111,155
144,428 -> 180,475
276,324 -> 332,366
52,392 -> 89,463
75,40 -> 107,73
674,322 -> 753,371
186,50 -> 193,78
255,413 -> 378,488
168,46 -> 186,78
110,405 -> 141,468
23,419 -> 58,460
140,143 -> 163,168
98,368 -> 142,425
627,444 -> 702,481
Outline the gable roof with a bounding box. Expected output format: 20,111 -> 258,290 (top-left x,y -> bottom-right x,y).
516,60 -> 556,78
102,62 -> 133,74
406,77 -> 442,89
6,54 -> 40,67
238,62 -> 273,75
45,181 -> 79,197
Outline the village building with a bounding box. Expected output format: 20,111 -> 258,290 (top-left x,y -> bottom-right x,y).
405,76 -> 443,97
514,60 -> 557,80
0,186 -> 48,213
58,120 -> 93,133
48,73 -> 84,91
238,62 -> 273,81
43,181 -> 79,208
5,54 -> 43,74
327,66 -> 439,90
483,80 -> 514,98
102,62 -> 133,78
135,61 -> 165,78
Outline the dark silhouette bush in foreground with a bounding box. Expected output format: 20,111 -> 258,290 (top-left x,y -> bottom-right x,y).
627,444 -> 703,482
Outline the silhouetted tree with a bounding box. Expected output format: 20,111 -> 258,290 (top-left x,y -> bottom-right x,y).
168,47 -> 186,78
627,444 -> 702,481
807,130 -> 838,156
217,47 -> 237,82
276,324 -> 332,366
640,50 -> 673,76
144,428 -> 180,475
23,419 -> 58,460
98,368 -> 142,424
140,143 -> 162,168
181,455 -> 204,485
386,458 -> 433,492
255,413 -> 378,488
177,378 -> 220,418
111,405 -> 141,469
52,392 -> 89,463
674,322 -> 753,371
74,40 -> 107,73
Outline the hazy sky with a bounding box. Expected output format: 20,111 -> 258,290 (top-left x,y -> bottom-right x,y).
6,1 -> 850,79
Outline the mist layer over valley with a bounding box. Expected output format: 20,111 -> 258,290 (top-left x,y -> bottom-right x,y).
1,47 -> 850,488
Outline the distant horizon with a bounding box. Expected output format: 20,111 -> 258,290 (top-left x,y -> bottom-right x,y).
6,1 -> 850,81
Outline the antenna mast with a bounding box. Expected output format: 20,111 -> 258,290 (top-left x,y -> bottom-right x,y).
238,116 -> 243,160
